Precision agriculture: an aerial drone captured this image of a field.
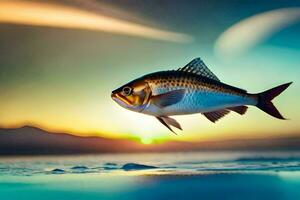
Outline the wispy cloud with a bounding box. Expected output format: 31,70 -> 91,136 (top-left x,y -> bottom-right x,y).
0,0 -> 193,43
215,8 -> 300,59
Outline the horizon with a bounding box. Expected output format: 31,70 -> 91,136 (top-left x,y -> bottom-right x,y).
2,124 -> 300,142
1,125 -> 300,152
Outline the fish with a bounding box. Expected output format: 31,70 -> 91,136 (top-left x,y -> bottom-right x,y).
111,58 -> 292,133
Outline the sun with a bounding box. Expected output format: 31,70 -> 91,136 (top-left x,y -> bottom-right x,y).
107,104 -> 168,136
140,137 -> 153,145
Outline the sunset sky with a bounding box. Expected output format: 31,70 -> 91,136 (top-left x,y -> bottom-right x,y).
0,0 -> 299,144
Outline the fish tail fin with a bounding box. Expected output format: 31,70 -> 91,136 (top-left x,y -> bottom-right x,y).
256,82 -> 292,119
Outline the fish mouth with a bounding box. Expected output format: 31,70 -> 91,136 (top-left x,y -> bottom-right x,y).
111,92 -> 128,107
111,92 -> 117,100
111,91 -> 146,112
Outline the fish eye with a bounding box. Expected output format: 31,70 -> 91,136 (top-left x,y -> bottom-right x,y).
122,86 -> 132,96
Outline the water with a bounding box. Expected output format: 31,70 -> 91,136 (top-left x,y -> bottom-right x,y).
1,152 -> 300,200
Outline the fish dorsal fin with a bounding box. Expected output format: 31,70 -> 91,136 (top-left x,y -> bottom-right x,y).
202,109 -> 230,123
178,58 -> 220,81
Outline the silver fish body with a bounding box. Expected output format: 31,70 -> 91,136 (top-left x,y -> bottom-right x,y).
111,58 -> 291,133
141,71 -> 257,116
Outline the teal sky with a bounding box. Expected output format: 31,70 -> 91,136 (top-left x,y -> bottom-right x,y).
0,0 -> 299,142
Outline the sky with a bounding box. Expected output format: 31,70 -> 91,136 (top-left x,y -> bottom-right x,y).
0,0 -> 300,144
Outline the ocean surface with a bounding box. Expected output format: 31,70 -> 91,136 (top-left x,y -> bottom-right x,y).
1,151 -> 300,200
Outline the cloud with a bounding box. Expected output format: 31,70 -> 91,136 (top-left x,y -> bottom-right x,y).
0,0 -> 193,43
215,8 -> 300,59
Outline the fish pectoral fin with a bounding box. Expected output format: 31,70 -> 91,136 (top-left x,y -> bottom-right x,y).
202,109 -> 230,123
151,89 -> 185,108
227,106 -> 248,115
156,116 -> 181,134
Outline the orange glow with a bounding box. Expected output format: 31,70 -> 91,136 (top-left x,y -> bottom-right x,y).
0,0 -> 192,43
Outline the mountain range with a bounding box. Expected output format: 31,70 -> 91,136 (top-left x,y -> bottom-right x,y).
0,126 -> 299,155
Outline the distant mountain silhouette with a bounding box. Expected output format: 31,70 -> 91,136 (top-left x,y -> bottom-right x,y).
0,126 -> 299,155
0,126 -> 143,155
